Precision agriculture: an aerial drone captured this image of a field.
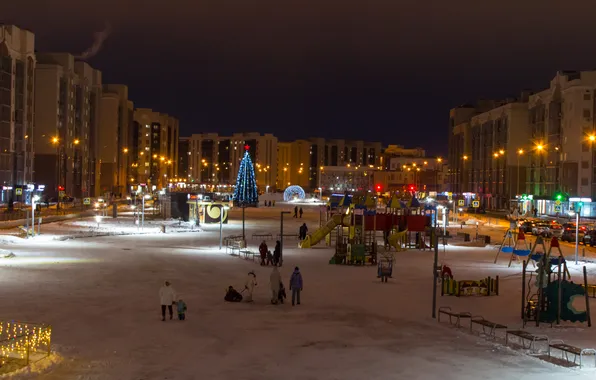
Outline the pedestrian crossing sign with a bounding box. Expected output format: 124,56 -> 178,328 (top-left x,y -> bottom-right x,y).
458,199 -> 464,206
472,200 -> 480,208
83,197 -> 91,205
15,188 -> 22,195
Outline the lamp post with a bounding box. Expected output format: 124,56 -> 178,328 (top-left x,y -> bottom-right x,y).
242,206 -> 246,241
280,211 -> 291,266
219,205 -> 230,250
142,194 -> 150,230
517,149 -> 524,197
31,195 -> 39,237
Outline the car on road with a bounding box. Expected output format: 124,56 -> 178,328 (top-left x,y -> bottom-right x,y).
548,223 -> 563,238
518,220 -> 535,233
561,223 -> 588,243
583,230 -> 596,246
531,222 -> 551,236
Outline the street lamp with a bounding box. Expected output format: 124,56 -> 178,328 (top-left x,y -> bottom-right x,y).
219,205 -> 230,250
517,149 -> 524,196
142,194 -> 151,230
31,195 -> 40,237
280,211 -> 291,266
74,139 -> 80,145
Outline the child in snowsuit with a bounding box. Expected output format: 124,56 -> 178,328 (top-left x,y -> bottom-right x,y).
278,282 -> 287,304
244,271 -> 257,302
224,286 -> 243,302
289,267 -> 303,306
177,299 -> 187,320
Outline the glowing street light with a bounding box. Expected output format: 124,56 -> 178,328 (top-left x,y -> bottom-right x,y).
590,135 -> 596,142
536,144 -> 544,151
73,139 -> 80,145
123,148 -> 129,153
51,137 -> 59,144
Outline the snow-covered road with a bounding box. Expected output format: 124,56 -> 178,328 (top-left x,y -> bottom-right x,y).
0,207 -> 594,379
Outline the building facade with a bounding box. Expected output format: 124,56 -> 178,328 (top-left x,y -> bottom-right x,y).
0,25 -> 35,204
132,108 -> 178,189
34,53 -> 102,199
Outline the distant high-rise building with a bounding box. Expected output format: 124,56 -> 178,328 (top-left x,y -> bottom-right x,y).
34,53 -> 101,199
178,137 -> 190,181
98,85 -> 133,195
0,25 -> 35,204
132,108 -> 178,189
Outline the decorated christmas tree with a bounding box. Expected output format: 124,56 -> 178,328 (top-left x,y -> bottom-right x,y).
233,145 -> 259,207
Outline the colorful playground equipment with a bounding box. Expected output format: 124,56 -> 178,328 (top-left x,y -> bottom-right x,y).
522,254 -> 591,326
299,214 -> 350,249
494,229 -> 530,266
441,276 -> 499,297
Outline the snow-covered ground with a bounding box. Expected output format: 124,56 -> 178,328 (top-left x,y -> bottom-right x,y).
1,207 -> 596,379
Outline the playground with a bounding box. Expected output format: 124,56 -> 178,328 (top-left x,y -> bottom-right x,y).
4,202 -> 596,378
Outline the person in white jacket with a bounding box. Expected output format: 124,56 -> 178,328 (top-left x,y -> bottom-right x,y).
159,281 -> 177,321
270,266 -> 281,304
244,271 -> 257,302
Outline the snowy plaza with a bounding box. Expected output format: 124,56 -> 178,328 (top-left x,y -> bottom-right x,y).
2,206 -> 596,379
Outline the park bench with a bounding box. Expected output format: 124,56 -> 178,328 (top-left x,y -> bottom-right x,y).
548,340 -> 596,368
252,233 -> 273,240
438,307 -> 472,328
582,284 -> 596,298
226,239 -> 244,255
505,330 -> 549,352
469,316 -> 507,339
277,233 -> 299,239
241,249 -> 258,262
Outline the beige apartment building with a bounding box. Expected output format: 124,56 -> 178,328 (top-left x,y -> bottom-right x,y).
0,25 -> 35,204
98,85 -> 133,195
188,133 -> 276,191
132,108 -> 178,189
34,53 -> 102,199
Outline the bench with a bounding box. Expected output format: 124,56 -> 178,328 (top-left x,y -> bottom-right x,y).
548,340 -> 596,368
438,307 -> 472,328
582,284 -> 596,298
277,234 -> 299,239
469,316 -> 507,339
505,330 -> 549,352
252,233 -> 273,240
226,240 -> 244,255
241,250 -> 258,262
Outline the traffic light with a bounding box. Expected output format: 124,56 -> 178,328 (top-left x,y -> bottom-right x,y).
376,184 -> 382,192
409,185 -> 416,192
554,192 -> 566,201
58,185 -> 65,191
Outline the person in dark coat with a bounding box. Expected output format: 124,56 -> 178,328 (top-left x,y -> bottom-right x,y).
293,206 -> 298,218
259,240 -> 268,266
299,207 -> 303,218
289,267 -> 303,306
299,223 -> 308,240
273,240 -> 281,266
224,286 -> 243,302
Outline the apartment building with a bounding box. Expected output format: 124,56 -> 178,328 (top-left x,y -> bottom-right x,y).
178,137 -> 190,180
98,85 -> 134,195
188,133 -> 276,191
132,108 -> 178,189
34,53 -> 102,199
319,166 -> 374,193
0,25 -> 35,204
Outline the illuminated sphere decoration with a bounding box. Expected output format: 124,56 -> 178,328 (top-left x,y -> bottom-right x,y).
283,185 -> 306,202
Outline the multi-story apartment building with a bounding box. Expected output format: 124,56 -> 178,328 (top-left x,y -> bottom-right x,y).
374,164 -> 448,194
319,166 -> 374,193
34,53 -> 102,199
0,25 -> 35,205
132,108 -> 178,189
188,133 -> 276,191
98,85 -> 133,195
178,137 -> 190,181
448,72 -> 596,212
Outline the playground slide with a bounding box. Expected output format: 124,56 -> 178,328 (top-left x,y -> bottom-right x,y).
300,214 -> 345,248
387,229 -> 408,251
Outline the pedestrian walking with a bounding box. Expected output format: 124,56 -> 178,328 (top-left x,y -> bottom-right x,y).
259,240 -> 268,266
299,223 -> 308,240
273,240 -> 281,266
159,281 -> 177,321
293,206 -> 298,218
299,207 -> 303,218
289,267 -> 303,306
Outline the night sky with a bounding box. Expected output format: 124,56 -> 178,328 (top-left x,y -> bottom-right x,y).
5,0 -> 596,155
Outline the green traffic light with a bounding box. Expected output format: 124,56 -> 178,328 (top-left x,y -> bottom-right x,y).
556,194 -> 562,200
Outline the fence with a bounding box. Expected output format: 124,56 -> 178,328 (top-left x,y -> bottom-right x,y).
0,321 -> 52,373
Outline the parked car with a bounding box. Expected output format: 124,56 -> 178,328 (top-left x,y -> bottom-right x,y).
561,224 -> 588,243
548,223 -> 563,238
531,222 -> 551,236
583,230 -> 596,246
518,220 -> 535,233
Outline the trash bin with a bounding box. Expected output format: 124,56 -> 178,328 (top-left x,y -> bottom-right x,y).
160,225 -> 166,234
